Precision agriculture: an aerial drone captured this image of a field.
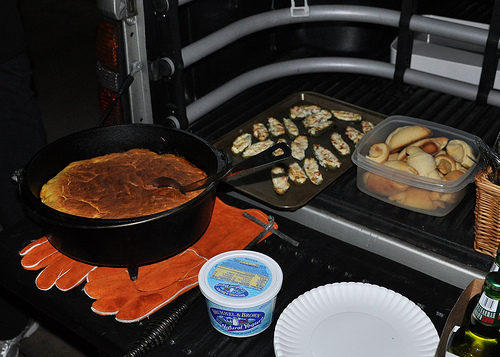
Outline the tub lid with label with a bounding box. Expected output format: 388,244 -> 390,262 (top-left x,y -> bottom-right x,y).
198,250 -> 283,309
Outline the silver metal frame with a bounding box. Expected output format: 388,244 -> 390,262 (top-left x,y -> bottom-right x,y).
121,4 -> 153,124
182,6 -> 498,123
97,0 -> 153,124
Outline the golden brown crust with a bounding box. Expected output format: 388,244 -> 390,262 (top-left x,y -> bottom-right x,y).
405,146 -> 443,179
40,149 -> 207,219
446,139 -> 475,169
366,142 -> 390,163
389,187 -> 446,210
362,160 -> 417,196
442,169 -> 465,181
409,137 -> 448,156
434,154 -> 457,175
385,125 -> 433,153
363,172 -> 408,196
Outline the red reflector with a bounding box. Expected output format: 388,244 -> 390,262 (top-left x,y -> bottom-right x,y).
95,19 -> 120,72
98,84 -> 124,126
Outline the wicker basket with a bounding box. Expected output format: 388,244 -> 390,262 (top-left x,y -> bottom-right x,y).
474,168 -> 500,257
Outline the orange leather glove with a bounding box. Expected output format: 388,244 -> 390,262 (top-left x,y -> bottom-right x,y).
84,198 -> 277,322
20,238 -> 96,291
20,198 -> 277,323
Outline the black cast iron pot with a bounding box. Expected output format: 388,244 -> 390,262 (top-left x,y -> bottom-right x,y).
16,124 -> 226,278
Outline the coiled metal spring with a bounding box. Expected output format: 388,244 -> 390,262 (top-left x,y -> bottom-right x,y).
124,301 -> 190,357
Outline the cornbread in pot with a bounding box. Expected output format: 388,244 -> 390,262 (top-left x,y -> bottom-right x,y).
40,148 -> 207,219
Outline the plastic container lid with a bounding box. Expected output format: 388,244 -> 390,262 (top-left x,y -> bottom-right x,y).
198,250 -> 283,309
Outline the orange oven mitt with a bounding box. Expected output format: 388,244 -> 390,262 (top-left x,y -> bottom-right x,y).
20,238 -> 96,291
19,198 -> 277,323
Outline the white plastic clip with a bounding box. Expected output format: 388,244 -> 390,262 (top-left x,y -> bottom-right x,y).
290,0 -> 310,17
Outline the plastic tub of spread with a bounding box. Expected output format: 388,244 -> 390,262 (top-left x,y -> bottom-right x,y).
198,250 -> 283,337
351,116 -> 482,217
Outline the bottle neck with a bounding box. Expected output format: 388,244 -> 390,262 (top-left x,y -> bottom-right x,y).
492,250 -> 500,272
491,261 -> 500,273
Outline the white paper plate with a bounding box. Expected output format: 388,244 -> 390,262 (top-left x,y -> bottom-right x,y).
274,282 -> 439,357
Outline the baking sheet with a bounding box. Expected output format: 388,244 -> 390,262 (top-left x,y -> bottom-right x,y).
213,92 -> 386,210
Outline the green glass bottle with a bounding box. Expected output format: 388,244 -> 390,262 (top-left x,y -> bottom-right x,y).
448,272 -> 500,357
490,246 -> 500,273
459,253 -> 500,336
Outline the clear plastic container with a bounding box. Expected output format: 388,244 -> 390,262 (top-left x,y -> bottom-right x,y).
351,116 -> 482,216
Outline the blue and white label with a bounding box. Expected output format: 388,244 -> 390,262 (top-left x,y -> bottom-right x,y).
209,307 -> 265,332
204,297 -> 277,337
207,256 -> 273,300
199,251 -> 283,338
214,283 -> 249,298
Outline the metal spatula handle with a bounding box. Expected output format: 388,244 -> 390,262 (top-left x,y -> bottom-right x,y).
185,141 -> 291,191
150,142 -> 291,192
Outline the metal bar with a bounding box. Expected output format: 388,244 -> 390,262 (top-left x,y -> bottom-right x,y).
243,212 -> 300,247
121,1 -> 153,124
394,0 -> 418,84
476,0 -> 500,104
182,5 -> 491,69
182,6 -> 401,68
182,5 -> 500,123
185,57 -> 500,123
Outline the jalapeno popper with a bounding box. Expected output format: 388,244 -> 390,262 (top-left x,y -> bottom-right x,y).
242,139 -> 274,158
330,132 -> 350,156
313,144 -> 341,170
253,123 -> 269,141
288,162 -> 307,185
304,158 -> 323,185
291,135 -> 308,161
271,166 -> 290,195
289,104 -> 321,119
332,110 -> 362,122
231,133 -> 252,154
267,117 -> 286,137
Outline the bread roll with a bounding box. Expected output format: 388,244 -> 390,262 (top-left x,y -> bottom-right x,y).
442,169 -> 466,181
405,146 -> 443,179
366,142 -> 389,163
409,137 -> 449,156
446,139 -> 475,169
385,125 -> 433,153
363,172 -> 408,196
435,154 -> 457,175
388,153 -> 399,161
389,187 -> 445,210
384,159 -> 420,174
362,160 -> 417,196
